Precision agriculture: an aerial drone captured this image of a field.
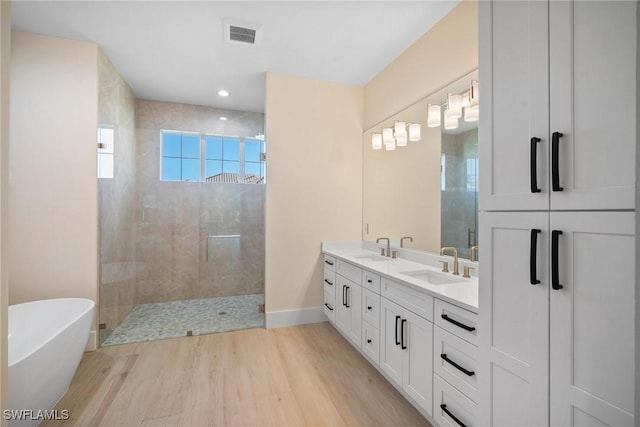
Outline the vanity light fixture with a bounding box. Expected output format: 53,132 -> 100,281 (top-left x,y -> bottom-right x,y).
427,104 -> 441,127
409,123 -> 421,141
394,121 -> 407,138
372,133 -> 383,150
447,93 -> 463,118
444,108 -> 458,130
382,127 -> 394,145
464,106 -> 479,122
385,139 -> 396,151
470,80 -> 479,109
396,134 -> 408,147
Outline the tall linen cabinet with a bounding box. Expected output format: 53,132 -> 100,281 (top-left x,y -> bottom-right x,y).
478,1 -> 636,426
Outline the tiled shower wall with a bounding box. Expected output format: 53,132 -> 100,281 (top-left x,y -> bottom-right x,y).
441,129 -> 478,260
98,81 -> 265,342
98,49 -> 138,332
134,99 -> 265,305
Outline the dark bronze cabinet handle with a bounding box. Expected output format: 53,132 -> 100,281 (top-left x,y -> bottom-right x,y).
552,131 -> 564,191
324,303 -> 334,311
441,314 -> 475,332
530,137 -> 541,193
552,230 -> 563,290
395,315 -> 401,346
441,353 -> 475,376
401,319 -> 407,350
324,279 -> 333,286
530,229 -> 541,285
440,404 -> 467,427
324,260 -> 334,266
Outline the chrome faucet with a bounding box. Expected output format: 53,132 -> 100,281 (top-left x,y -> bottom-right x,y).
400,236 -> 413,248
470,245 -> 479,262
440,246 -> 460,275
376,237 -> 391,257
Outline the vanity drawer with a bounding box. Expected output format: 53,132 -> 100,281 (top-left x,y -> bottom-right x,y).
434,326 -> 478,403
362,270 -> 381,294
324,290 -> 336,322
323,254 -> 336,271
362,288 -> 380,328
336,259 -> 361,284
362,321 -> 380,365
323,267 -> 336,296
433,375 -> 478,427
381,278 -> 433,322
434,299 -> 478,346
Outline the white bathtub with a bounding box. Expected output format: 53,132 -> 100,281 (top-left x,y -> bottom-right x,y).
8,298 -> 94,427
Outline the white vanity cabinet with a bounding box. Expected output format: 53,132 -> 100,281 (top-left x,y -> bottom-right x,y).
380,279 -> 433,417
334,260 -> 362,348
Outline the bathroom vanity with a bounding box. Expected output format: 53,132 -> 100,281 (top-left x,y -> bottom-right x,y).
322,241 -> 478,426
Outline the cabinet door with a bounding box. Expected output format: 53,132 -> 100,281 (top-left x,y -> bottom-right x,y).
402,309 -> 433,416
479,0 -> 549,211
335,276 -> 350,336
478,211 -> 549,426
347,284 -> 362,348
380,298 -> 404,386
550,212 -> 635,426
549,1 -> 636,210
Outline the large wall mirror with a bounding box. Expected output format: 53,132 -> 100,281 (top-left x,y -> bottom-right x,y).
362,69 -> 479,261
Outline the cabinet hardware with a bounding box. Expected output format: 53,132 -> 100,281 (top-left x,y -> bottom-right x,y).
345,286 -> 350,308
551,230 -> 563,290
367,339 -> 372,344
342,285 -> 347,307
440,404 -> 467,427
530,229 -> 541,285
401,318 -> 407,350
441,314 -> 475,332
324,260 -> 334,266
551,131 -> 564,191
441,353 -> 475,376
395,315 -> 401,346
367,279 -> 372,283
324,279 -> 333,286
324,303 -> 334,311
367,305 -> 372,310
530,137 -> 541,193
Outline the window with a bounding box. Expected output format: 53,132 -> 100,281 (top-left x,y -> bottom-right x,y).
97,126 -> 115,179
161,131 -> 265,184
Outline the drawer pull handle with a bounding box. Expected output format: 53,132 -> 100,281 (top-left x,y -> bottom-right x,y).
551,131 -> 564,192
345,286 -> 350,308
395,315 -> 401,346
401,318 -> 407,350
324,279 -> 333,286
324,303 -> 334,311
325,260 -> 334,266
530,137 -> 541,193
440,404 -> 467,427
530,229 -> 541,285
441,353 -> 475,376
342,285 -> 347,307
367,279 -> 373,283
367,339 -> 372,344
441,314 -> 475,332
367,305 -> 372,310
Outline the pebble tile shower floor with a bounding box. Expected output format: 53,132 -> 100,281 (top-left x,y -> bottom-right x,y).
102,294 -> 265,346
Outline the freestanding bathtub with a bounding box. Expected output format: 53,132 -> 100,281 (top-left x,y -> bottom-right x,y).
8,298 -> 94,427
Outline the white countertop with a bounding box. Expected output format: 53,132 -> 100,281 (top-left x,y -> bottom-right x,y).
322,241 -> 478,313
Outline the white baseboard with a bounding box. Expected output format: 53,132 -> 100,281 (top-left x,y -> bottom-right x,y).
85,330 -> 97,352
265,306 -> 326,329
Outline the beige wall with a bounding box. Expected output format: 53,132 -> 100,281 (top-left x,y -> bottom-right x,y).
364,0 -> 478,129
9,33 -> 98,312
264,73 -> 363,313
0,3 -> 10,423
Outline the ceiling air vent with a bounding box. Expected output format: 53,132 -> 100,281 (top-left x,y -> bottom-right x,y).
223,19 -> 262,46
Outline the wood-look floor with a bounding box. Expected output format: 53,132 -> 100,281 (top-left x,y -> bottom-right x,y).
42,322 -> 430,427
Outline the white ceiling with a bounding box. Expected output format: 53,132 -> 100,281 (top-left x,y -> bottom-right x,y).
11,1 -> 460,113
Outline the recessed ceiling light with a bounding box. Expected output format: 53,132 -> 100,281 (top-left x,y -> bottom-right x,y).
219,117 -> 228,121
218,90 -> 229,97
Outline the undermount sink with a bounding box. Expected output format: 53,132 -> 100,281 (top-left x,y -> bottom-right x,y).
351,253 -> 389,262
399,269 -> 464,285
